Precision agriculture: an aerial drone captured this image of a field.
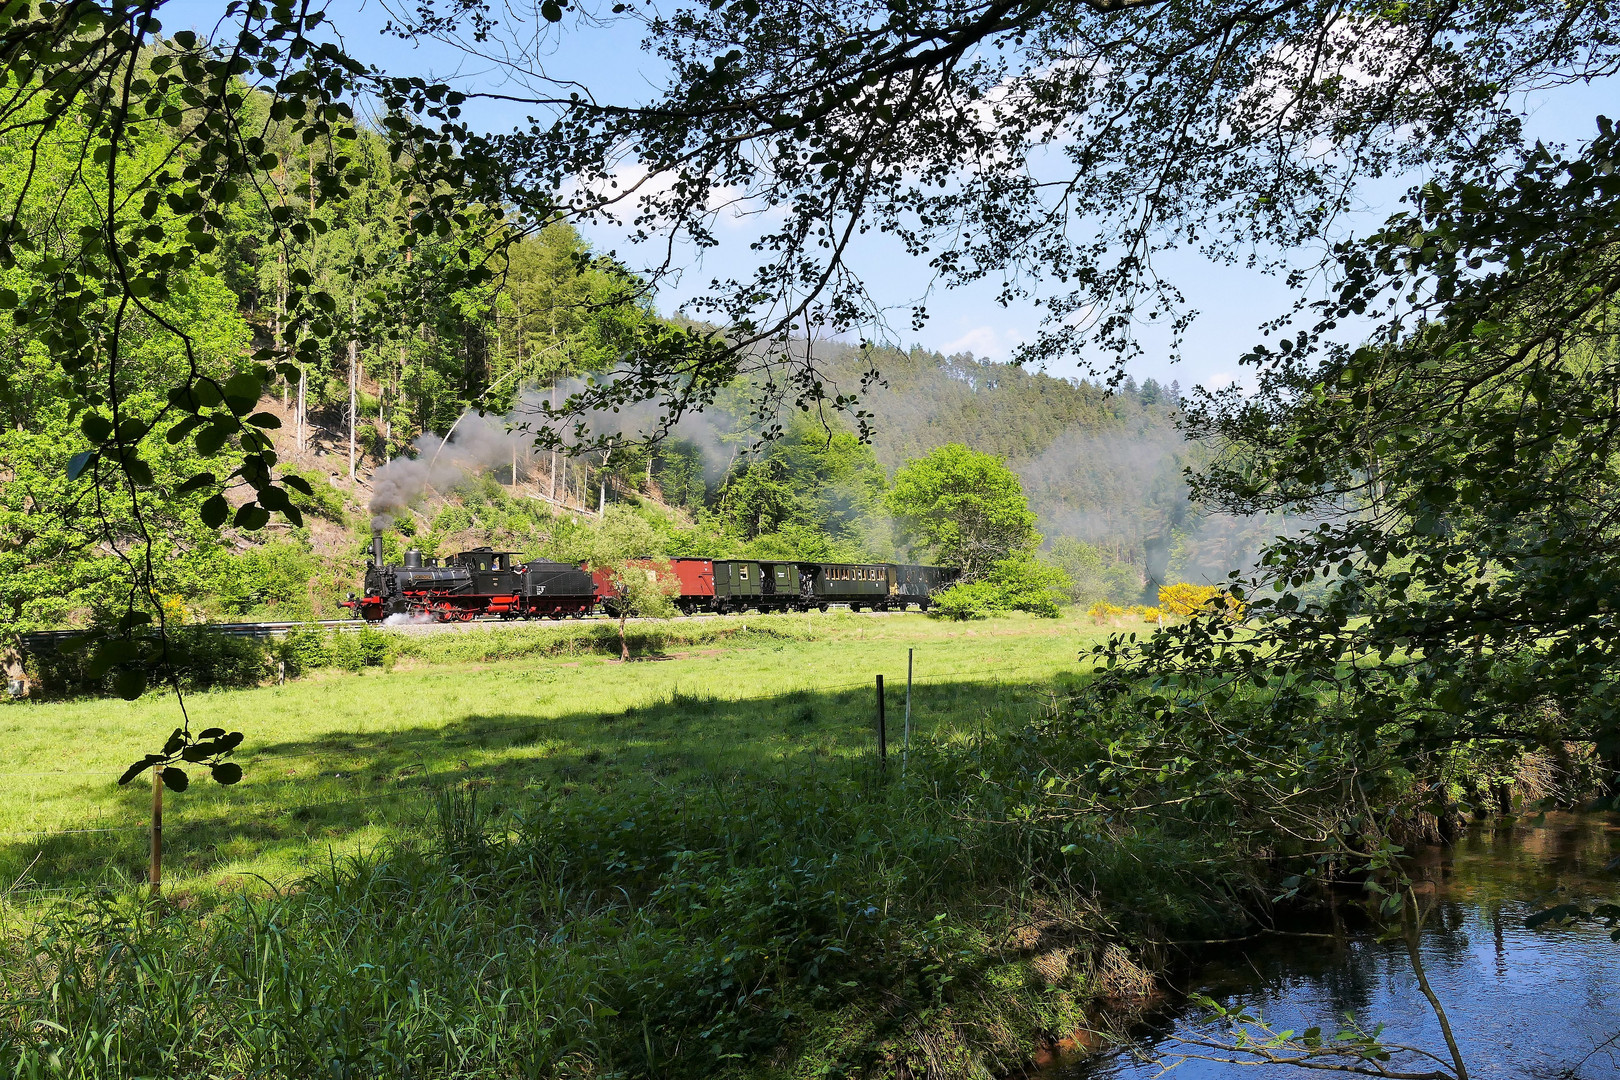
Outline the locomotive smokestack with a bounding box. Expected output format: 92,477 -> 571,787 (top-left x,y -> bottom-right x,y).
370,533 -> 384,568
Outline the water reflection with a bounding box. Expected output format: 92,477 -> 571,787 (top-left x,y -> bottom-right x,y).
1056,813 -> 1620,1080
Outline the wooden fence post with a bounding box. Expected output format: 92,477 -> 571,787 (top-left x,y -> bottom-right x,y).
150,765 -> 163,900
903,648 -> 913,774
876,674 -> 886,775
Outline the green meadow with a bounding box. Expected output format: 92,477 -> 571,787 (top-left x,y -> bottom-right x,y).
0,611 -> 1255,1080
1,611 -> 1127,901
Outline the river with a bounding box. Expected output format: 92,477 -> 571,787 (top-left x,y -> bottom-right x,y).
1048,812 -> 1620,1079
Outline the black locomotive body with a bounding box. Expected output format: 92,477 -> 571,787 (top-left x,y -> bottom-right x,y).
347,538 -> 595,623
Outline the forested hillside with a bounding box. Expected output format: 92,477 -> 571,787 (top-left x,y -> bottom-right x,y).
0,39 -> 1235,642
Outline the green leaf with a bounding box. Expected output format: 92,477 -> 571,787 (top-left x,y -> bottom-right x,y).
67,450 -> 95,481
211,762 -> 243,785
246,411 -> 282,429
113,668 -> 147,700
195,422 -> 230,457
234,503 -> 271,531
223,371 -> 262,414
118,755 -> 164,786
79,413 -> 113,442
200,494 -> 229,528
161,767 -> 190,793
175,471 -> 216,494
166,415 -> 206,444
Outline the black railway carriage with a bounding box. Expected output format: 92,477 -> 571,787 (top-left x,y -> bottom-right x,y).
805,562 -> 893,611
890,564 -> 954,607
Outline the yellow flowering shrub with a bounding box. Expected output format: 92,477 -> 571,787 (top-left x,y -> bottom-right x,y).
1157,582 -> 1244,621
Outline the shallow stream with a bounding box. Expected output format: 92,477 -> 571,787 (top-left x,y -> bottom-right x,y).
1049,813 -> 1620,1079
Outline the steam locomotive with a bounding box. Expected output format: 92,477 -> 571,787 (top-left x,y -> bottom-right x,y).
343,536 -> 957,623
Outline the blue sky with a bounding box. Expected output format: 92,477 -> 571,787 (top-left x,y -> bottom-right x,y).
166,2 -> 1619,393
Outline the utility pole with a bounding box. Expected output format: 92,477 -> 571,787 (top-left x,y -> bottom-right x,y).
549,381 -> 559,503
276,250 -> 287,408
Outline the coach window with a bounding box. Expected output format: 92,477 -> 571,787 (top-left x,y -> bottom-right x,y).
739,565 -> 748,580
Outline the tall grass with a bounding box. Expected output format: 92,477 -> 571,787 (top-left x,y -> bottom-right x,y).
0,730 -> 1251,1079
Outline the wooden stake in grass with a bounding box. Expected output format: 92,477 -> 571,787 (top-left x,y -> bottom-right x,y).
876,674 -> 886,775
903,649 -> 913,775
119,726 -> 247,905
150,764 -> 163,899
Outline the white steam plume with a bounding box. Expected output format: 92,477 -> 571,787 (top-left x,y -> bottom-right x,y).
367,380 -> 737,530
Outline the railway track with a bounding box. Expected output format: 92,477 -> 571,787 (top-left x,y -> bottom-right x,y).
16,619 -> 366,655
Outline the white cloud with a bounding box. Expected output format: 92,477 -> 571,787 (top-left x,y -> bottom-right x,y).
939,324 -> 1026,362
565,159 -> 782,233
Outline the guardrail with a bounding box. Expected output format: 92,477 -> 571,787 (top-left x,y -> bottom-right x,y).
17,619 -> 366,656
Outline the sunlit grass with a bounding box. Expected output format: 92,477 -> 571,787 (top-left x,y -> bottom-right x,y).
0,610 -> 1136,901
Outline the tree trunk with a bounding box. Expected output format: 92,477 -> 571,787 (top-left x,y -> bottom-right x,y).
348,299 -> 358,481
276,253 -> 286,407
619,605 -> 630,662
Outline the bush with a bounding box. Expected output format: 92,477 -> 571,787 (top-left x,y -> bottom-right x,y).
276,628 -> 397,676
26,627 -> 272,699
326,627 -> 398,672
928,556 -> 1071,620
1158,582 -> 1245,621
215,540 -> 325,618
275,629 -> 330,677
281,466 -> 350,524
928,579 -> 999,620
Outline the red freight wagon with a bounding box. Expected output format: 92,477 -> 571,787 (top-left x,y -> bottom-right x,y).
667,558 -> 715,610
590,558 -> 717,616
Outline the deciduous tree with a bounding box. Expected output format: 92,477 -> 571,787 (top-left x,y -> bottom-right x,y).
887,444 -> 1038,577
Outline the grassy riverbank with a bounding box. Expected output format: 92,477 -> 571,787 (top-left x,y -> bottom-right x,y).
0,610 -> 1255,1079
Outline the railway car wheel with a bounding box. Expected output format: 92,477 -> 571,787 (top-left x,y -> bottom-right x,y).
818,603 -> 828,612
